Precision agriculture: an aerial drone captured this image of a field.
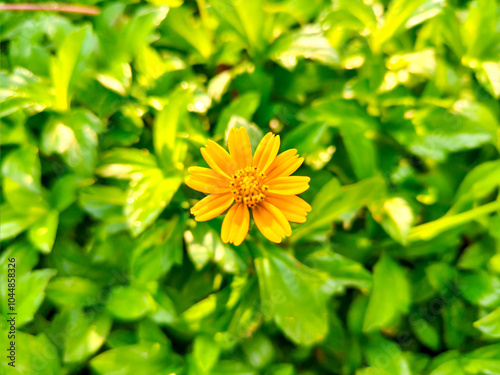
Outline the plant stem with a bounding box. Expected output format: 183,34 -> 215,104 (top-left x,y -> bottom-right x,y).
0,3 -> 100,15
196,0 -> 208,26
408,200 -> 500,242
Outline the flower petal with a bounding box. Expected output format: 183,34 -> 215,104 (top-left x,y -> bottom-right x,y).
221,203 -> 250,246
201,140 -> 235,178
265,195 -> 311,223
228,127 -> 253,169
266,149 -> 304,180
191,193 -> 234,221
188,166 -> 230,182
185,168 -> 230,194
252,205 -> 281,243
253,132 -> 280,173
252,201 -> 292,243
267,176 -> 310,195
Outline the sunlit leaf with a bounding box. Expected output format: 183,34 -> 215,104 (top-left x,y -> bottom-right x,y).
363,254 -> 410,332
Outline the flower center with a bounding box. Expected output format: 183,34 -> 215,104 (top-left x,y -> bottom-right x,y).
229,166 -> 269,208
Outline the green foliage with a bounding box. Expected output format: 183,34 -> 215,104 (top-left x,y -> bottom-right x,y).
1,0 -> 500,374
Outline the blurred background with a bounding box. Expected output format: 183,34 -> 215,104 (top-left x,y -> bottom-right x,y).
1,0 -> 500,374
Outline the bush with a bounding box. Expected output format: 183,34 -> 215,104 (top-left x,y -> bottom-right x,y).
1,0 -> 500,374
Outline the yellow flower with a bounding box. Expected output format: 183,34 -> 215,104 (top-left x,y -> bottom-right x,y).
186,126 -> 311,246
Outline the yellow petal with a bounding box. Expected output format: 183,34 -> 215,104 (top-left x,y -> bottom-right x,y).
233,204 -> 250,246
261,201 -> 292,236
253,201 -> 292,243
267,176 -> 310,195
221,203 -> 249,246
228,127 -> 252,169
188,166 -> 228,179
265,195 -> 311,223
266,149 -> 304,180
201,140 -> 235,178
188,166 -> 230,182
191,193 -> 234,221
252,205 -> 282,243
185,174 -> 230,194
253,132 -> 280,173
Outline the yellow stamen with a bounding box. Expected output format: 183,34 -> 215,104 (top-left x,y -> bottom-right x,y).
230,166 -> 269,207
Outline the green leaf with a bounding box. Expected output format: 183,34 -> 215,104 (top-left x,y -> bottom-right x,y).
106,329 -> 137,349
303,248 -> 372,294
137,319 -> 171,346
150,289 -> 178,325
46,276 -> 101,307
293,176 -> 386,242
1,68 -> 54,112
210,0 -> 267,55
211,360 -> 258,375
281,122 -> 330,164
242,333 -> 275,369
406,103 -> 499,161
63,310 -> 112,364
41,110 -> 104,176
269,26 -> 340,70
443,299 -> 467,350
185,222 -> 248,274
50,25 -> 96,110
28,209 -> 59,253
266,364 -> 296,375
0,332 -> 60,375
153,88 -> 192,171
410,314 -> 441,350
16,268 -> 57,327
97,148 -> 159,180
0,118 -> 30,145
121,6 -> 169,59
0,241 -> 39,313
193,334 -> 221,373
448,160 -> 500,214
253,244 -> 331,345
297,99 -> 378,179
185,224 -> 216,270
458,271 -> 500,308
2,176 -> 49,215
429,354 -> 465,375
339,118 -> 378,180
49,174 -> 82,211
1,145 -> 42,194
215,91 -> 261,136
90,342 -> 182,375
208,71 -> 233,102
124,169 -> 182,237
474,307 -> 500,339
363,334 -> 412,375
161,6 -> 213,60
0,203 -> 41,241
79,185 -> 126,219
457,241 -> 494,271
1,146 -> 47,216
371,0 -> 426,52
425,262 -> 457,292
462,0 -> 497,61
462,343 -> 500,374
363,254 -> 410,332
96,150 -> 181,237
376,197 -> 414,245
475,61 -> 500,99
107,285 -> 155,321
131,218 -> 184,282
